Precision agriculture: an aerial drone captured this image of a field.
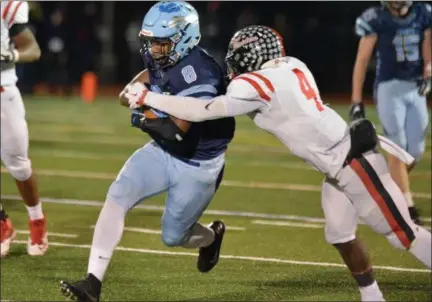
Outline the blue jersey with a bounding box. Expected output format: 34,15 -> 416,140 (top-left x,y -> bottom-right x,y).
142,46 -> 235,161
355,3 -> 432,84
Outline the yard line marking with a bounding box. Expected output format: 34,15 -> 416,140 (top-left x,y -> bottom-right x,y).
252,220 -> 324,229
11,240 -> 430,273
90,225 -> 246,234
27,150 -> 431,178
27,135 -> 432,159
2,168 -> 430,200
3,195 -> 430,224
15,230 -> 78,238
28,135 -> 292,154
204,224 -> 247,231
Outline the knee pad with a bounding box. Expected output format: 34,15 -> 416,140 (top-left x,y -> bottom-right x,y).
3,155 -> 32,181
407,140 -> 426,163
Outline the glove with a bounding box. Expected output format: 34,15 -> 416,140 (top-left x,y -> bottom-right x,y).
418,77 -> 431,97
0,48 -> 19,63
125,82 -> 148,109
349,102 -> 365,121
131,109 -> 146,129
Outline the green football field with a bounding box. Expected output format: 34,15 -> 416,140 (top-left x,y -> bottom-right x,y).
1,97 -> 431,301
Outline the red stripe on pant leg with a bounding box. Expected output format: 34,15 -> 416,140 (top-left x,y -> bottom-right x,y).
350,159 -> 412,249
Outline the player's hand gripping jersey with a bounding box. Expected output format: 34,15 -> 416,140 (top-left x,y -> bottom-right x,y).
355,3 -> 432,84
144,57 -> 351,178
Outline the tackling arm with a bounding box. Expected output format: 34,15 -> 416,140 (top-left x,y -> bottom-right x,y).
144,92 -> 264,122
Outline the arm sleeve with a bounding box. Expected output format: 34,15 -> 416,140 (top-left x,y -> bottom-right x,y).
355,7 -> 380,37
3,1 -> 29,29
144,77 -> 267,122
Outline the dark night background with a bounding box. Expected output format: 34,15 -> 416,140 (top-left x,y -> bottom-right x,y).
17,1 -> 418,98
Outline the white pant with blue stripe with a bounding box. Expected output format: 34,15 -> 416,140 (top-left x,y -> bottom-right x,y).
376,80 -> 429,162
107,141 -> 225,247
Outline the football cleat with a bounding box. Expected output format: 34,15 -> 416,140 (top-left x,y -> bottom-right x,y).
27,216 -> 48,256
1,217 -> 16,258
197,220 -> 226,273
60,274 -> 101,302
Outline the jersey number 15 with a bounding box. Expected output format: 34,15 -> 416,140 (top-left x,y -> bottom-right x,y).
393,33 -> 420,63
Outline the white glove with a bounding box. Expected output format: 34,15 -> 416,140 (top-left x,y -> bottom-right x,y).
0,48 -> 19,63
124,82 -> 148,109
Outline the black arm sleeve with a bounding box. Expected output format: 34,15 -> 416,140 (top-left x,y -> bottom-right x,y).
138,117 -> 187,142
9,23 -> 28,38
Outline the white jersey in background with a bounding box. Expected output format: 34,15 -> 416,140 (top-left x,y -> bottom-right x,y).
1,0 -> 29,86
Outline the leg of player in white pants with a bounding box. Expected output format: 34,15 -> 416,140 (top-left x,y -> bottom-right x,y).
0,85 -> 47,257
322,151 -> 431,301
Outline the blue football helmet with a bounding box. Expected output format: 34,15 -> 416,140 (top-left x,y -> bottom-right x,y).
139,1 -> 201,68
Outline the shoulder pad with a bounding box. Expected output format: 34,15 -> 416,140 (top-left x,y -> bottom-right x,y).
227,72 -> 274,103
3,1 -> 28,27
420,3 -> 432,29
355,6 -> 381,37
168,48 -> 223,97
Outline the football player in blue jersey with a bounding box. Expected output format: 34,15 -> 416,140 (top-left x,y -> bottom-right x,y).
350,1 -> 431,225
59,2 -> 235,301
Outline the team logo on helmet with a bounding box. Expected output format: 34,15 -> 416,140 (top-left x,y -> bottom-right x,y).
232,36 -> 259,51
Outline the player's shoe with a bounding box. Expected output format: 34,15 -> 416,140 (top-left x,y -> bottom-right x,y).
27,215 -> 48,256
197,220 -> 226,273
60,273 -> 101,302
1,217 -> 16,258
408,206 -> 422,225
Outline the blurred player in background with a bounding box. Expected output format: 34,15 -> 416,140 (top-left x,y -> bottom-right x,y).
60,2 -> 235,301
350,1 -> 431,224
1,0 -> 48,258
130,25 -> 432,301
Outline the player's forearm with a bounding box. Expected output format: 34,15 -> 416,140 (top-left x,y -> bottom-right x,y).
130,69 -> 150,84
145,92 -> 229,122
352,59 -> 368,102
352,36 -> 376,102
15,44 -> 40,62
422,29 -> 431,78
12,28 -> 41,63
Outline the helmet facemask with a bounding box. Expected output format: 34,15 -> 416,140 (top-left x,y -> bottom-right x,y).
383,1 -> 412,16
139,31 -> 182,68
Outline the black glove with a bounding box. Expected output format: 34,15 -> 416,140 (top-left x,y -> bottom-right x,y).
349,102 -> 365,121
0,48 -> 18,63
131,109 -> 146,129
418,77 -> 431,97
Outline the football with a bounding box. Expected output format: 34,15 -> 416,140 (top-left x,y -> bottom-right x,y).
137,105 -> 160,119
